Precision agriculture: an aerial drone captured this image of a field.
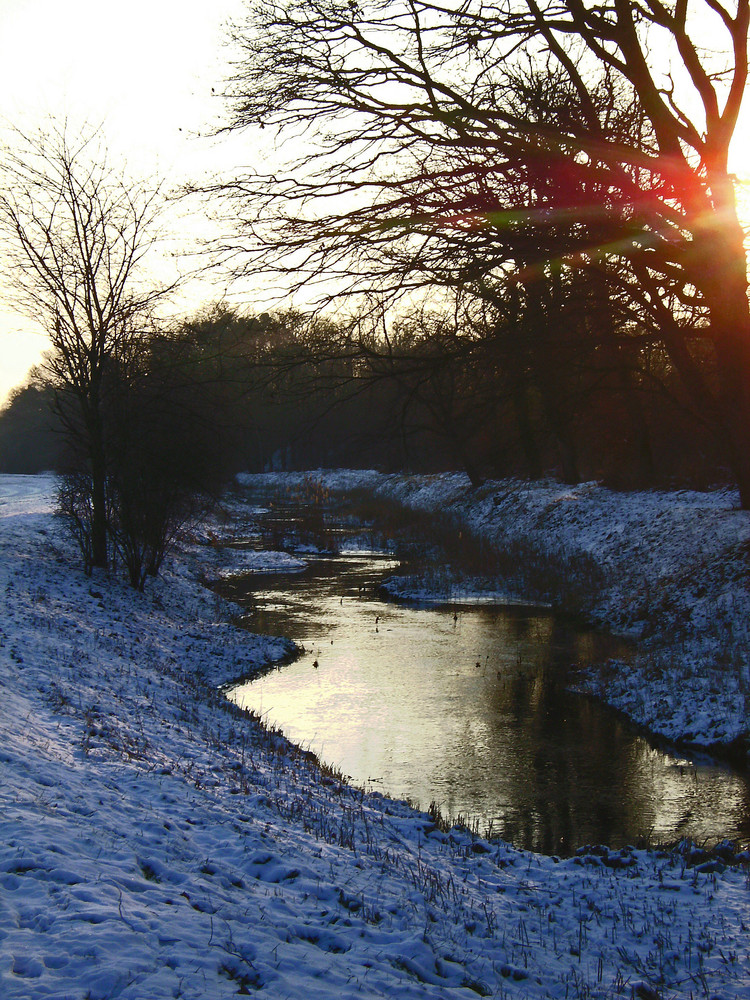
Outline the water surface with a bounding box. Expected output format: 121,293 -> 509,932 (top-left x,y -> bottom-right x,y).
224,498 -> 750,855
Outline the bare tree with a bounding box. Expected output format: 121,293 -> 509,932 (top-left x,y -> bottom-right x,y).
0,123 -> 171,567
214,0 -> 750,501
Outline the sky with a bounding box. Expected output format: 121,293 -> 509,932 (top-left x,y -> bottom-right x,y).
0,0 -> 248,404
1,0 -> 750,406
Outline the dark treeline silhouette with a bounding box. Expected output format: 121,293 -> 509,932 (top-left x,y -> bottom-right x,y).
1,299 -> 726,491
0,377 -> 63,474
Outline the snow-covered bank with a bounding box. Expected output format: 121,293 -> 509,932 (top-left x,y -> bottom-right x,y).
2,473 -> 749,1000
238,471 -> 750,758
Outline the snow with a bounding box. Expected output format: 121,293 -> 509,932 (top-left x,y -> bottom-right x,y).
200,548 -> 308,581
1,472 -> 749,999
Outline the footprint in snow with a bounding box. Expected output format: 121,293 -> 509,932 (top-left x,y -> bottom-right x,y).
12,955 -> 44,978
247,852 -> 300,883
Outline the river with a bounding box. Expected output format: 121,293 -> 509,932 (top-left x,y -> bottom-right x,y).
220,490 -> 750,855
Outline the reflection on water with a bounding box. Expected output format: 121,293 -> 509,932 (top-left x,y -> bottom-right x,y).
223,505 -> 750,855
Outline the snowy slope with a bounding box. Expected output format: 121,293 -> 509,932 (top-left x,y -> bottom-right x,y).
1,473 -> 749,1000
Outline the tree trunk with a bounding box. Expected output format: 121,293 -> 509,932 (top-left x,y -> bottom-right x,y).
695,200 -> 750,508
535,375 -> 581,484
88,418 -> 109,569
91,442 -> 108,569
711,303 -> 750,508
510,381 -> 542,479
624,387 -> 656,486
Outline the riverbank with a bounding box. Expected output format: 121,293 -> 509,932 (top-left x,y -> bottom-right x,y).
238,471 -> 750,761
1,472 -> 749,999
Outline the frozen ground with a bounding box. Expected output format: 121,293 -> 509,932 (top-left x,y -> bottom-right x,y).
1,472 -> 749,999
240,471 -> 750,758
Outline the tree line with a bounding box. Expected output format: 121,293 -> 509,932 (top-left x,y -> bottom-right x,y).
0,290 -> 726,490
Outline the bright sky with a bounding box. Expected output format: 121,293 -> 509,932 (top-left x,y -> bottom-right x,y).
0,0 -> 250,405
0,0 -> 749,406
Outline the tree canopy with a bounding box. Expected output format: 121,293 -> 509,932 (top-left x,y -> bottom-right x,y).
214,0 -> 750,501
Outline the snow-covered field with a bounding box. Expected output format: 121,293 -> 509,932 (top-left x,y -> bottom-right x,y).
2,472 -> 749,999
